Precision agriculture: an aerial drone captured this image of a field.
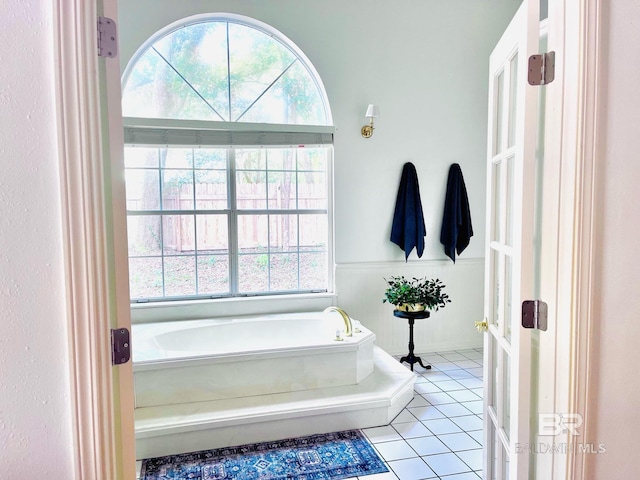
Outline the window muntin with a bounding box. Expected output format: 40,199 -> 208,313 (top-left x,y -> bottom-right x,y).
125,145 -> 329,301
122,18 -> 329,125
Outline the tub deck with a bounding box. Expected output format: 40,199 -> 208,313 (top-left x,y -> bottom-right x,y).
132,314 -> 376,408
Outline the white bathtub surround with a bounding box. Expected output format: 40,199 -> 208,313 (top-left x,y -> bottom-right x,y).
132,312 -> 415,459
135,346 -> 414,459
133,315 -> 375,407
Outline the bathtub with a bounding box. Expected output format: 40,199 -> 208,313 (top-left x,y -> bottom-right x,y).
132,312 -> 376,408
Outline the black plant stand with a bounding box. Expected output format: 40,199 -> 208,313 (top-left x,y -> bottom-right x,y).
394,309 -> 431,371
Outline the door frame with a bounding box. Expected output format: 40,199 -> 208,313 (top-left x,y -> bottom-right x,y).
53,0 -> 135,478
546,0 -> 602,477
52,0 -> 600,478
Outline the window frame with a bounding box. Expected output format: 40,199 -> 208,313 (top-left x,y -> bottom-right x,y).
124,117 -> 336,313
121,13 -> 336,318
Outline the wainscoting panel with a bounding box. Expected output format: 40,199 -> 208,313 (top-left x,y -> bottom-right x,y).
335,259 -> 484,356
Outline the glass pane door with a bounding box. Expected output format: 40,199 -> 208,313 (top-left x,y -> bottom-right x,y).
483,1 -> 540,478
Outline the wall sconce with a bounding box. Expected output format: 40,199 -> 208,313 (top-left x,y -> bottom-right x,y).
361,104 -> 379,138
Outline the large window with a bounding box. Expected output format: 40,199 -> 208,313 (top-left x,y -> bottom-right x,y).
122,15 -> 333,302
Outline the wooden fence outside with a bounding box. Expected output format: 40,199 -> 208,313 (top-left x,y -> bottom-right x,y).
128,182 -> 326,253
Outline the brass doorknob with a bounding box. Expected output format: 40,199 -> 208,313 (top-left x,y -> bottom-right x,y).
475,319 -> 488,332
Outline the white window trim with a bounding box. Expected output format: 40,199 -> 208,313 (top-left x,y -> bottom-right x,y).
123,121 -> 336,310
130,292 -> 338,324
123,117 -> 335,134
122,117 -> 335,147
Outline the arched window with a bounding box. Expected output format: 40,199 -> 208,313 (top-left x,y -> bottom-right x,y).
122,15 -> 333,302
122,15 -> 331,125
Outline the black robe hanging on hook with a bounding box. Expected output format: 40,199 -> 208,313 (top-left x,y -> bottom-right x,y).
440,163 -> 473,262
390,162 -> 426,260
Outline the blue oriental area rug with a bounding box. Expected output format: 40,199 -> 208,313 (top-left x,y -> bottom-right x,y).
140,430 -> 388,480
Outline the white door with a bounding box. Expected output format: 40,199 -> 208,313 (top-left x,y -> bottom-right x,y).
482,1 -> 540,478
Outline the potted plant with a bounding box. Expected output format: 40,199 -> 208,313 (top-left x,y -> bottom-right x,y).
383,276 -> 451,312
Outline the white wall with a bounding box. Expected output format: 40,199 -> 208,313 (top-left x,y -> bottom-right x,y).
0,0 -> 74,477
118,0 -> 520,354
586,0 -> 640,476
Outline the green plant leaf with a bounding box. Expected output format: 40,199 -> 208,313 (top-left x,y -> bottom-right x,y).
382,275 -> 451,311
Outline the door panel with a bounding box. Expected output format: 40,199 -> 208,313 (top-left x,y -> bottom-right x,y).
102,0 -> 137,476
483,0 -> 540,478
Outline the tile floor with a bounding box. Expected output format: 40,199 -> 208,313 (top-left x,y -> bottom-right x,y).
362,348 -> 485,480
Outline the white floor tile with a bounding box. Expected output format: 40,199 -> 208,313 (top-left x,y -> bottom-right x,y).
437,472 -> 481,479
406,395 -> 430,408
437,432 -> 481,452
406,436 -> 450,456
459,400 -> 484,414
420,371 -> 453,382
453,360 -> 483,369
435,402 -> 476,418
445,369 -> 476,380
422,452 -> 473,477
456,448 -> 483,471
375,439 -> 418,461
450,415 -> 484,432
431,362 -> 461,371
420,354 -> 447,363
466,367 -> 484,378
392,409 -> 419,424
422,392 -> 456,405
456,378 -> 484,389
414,382 -> 443,394
360,470 -> 400,480
364,425 -> 404,443
422,418 -> 463,435
461,351 -> 484,360
470,387 -> 483,397
446,389 -> 481,403
439,353 -> 469,361
467,429 -> 483,444
409,406 -> 446,421
387,457 -> 437,480
431,380 -> 466,392
393,421 -> 433,439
